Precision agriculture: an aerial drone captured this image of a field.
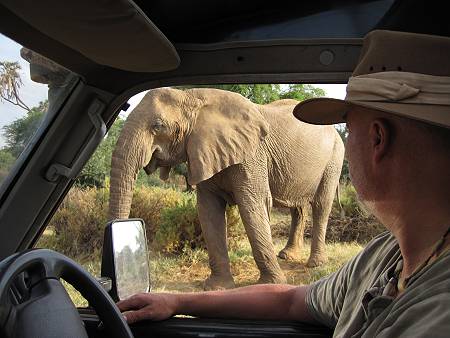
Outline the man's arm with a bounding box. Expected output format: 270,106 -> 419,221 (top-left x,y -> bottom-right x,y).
117,284 -> 316,324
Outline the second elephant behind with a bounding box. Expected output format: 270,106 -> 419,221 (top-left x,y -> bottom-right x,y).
109,88 -> 345,290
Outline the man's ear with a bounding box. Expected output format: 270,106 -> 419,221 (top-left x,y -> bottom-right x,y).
370,118 -> 391,163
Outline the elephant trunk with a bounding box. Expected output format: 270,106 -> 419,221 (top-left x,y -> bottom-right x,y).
108,119 -> 153,220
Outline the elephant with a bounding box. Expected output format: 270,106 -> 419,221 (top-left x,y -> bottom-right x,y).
108,87 -> 344,290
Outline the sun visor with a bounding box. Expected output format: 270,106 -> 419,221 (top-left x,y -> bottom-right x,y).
2,0 -> 180,72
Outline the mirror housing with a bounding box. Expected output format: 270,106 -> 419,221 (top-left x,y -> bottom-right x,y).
101,219 -> 150,301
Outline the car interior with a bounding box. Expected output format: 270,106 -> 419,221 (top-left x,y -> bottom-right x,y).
0,0 -> 448,337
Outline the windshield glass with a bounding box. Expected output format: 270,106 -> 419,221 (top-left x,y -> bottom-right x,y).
0,33 -> 76,190
34,83 -> 383,307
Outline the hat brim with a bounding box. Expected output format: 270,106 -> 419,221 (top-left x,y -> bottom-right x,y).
294,98 -> 450,129
293,98 -> 350,125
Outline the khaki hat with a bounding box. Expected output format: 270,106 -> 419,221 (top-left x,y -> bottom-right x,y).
293,30 -> 450,129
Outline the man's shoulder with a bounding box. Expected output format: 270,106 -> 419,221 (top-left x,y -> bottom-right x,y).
345,231 -> 400,286
359,231 -> 399,262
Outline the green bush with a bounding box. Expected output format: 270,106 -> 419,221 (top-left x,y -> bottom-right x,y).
37,187 -> 109,259
129,186 -> 186,238
339,183 -> 368,217
154,194 -> 201,253
154,194 -> 245,253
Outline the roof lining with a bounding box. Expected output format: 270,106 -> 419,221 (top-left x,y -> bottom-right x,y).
1,0 -> 180,72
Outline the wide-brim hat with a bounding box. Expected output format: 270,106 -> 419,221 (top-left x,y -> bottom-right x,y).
293,30 -> 450,129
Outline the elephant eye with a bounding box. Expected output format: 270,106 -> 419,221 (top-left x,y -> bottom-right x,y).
152,120 -> 165,132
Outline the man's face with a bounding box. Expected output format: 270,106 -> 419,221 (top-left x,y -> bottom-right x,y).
345,108 -> 374,205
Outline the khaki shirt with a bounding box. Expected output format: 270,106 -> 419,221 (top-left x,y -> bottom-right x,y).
306,232 -> 450,337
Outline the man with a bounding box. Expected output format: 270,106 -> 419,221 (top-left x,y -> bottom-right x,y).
117,30 -> 450,337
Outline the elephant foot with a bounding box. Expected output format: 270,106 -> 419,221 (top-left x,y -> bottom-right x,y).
203,275 -> 236,291
257,272 -> 287,285
278,247 -> 301,261
306,256 -> 327,268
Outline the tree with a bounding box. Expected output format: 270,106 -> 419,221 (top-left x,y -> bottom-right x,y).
0,61 -> 31,111
0,149 -> 15,181
335,124 -> 349,182
180,83 -> 328,105
2,100 -> 48,157
76,118 -> 125,187
217,84 -> 282,104
180,84 -> 282,104
279,84 -> 326,101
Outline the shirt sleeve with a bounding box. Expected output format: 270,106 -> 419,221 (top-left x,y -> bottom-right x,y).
305,254 -> 358,328
305,232 -> 396,329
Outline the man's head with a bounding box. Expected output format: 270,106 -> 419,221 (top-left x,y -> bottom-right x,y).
344,106 -> 450,220
294,30 -> 450,226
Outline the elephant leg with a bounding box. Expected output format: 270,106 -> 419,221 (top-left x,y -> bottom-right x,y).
234,182 -> 286,285
278,206 -> 307,260
307,164 -> 340,267
196,185 -> 235,290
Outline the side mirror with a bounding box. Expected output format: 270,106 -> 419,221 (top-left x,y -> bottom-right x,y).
101,219 -> 150,301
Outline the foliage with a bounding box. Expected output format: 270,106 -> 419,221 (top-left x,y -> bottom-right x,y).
335,124 -> 349,181
76,118 -> 125,188
172,163 -> 193,191
338,183 -> 366,217
335,124 -> 348,143
129,186 -> 184,238
279,84 -> 326,101
37,187 -> 109,259
180,84 -> 282,104
0,102 -> 126,188
135,170 -> 166,187
154,194 -> 201,253
179,83 -> 326,105
223,84 -> 282,104
0,99 -> 128,189
0,149 -> 15,181
36,185 -> 245,259
154,195 -> 244,254
0,61 -> 31,111
2,101 -> 47,157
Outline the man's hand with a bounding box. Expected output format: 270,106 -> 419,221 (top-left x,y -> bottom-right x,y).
116,293 -> 179,323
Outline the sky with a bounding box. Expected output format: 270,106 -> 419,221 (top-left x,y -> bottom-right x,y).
0,33 -> 346,147
0,35 -> 49,130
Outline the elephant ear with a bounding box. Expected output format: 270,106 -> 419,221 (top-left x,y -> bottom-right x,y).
186,93 -> 270,185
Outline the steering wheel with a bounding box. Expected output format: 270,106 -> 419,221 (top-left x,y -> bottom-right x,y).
0,249 -> 133,338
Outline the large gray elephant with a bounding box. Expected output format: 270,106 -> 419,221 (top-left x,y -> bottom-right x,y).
108,88 -> 344,290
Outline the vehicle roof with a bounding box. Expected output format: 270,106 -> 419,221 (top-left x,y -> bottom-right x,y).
1,0 -> 448,94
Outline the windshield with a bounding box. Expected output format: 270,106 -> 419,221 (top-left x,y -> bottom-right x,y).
0,33 -> 76,191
